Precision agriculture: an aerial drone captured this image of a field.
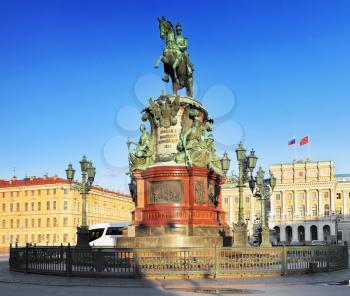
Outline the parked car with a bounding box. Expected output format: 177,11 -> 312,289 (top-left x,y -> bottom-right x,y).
311,240 -> 326,246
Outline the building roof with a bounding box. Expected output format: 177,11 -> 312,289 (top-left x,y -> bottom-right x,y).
0,176 -> 131,199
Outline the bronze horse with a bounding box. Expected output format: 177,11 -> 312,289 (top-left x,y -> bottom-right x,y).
155,17 -> 193,97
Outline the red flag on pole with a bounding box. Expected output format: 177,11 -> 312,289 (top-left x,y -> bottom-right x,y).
300,136 -> 309,146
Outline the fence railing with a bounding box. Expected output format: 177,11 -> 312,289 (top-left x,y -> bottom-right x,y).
9,244 -> 348,278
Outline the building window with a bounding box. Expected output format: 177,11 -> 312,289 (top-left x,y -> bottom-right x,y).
299,193 -> 304,200
324,204 -> 330,216
47,189 -> 50,195
46,234 -> 50,243
275,193 -> 281,201
10,203 -> 13,212
324,192 -> 329,199
63,217 -> 68,227
287,206 -> 293,217
10,219 -> 13,228
224,197 -> 228,204
31,190 -> 34,196
288,193 -> 292,200
46,201 -> 50,210
63,188 -> 68,194
46,218 -> 50,227
53,189 -> 56,195
245,196 -> 250,203
38,190 -> 41,196
38,202 -> 41,211
38,234 -> 41,243
63,233 -> 68,243
25,219 -> 28,228
53,200 -> 57,210
16,203 -> 20,211
234,197 -> 239,204
2,220 -> 5,228
31,234 -> 34,243
312,205 -> 318,216
336,193 -> 341,200
2,204 -> 5,212
31,202 -> 34,211
299,205 -> 305,217
31,219 -> 34,228
337,231 -> 343,241
53,218 -> 57,227
38,218 -> 41,227
63,200 -> 68,210
16,219 -> 20,228
25,203 -> 28,211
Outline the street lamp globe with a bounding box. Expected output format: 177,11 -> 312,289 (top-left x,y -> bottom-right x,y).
269,172 -> 277,191
235,142 -> 246,161
87,162 -> 96,182
220,151 -> 231,176
247,149 -> 258,172
255,167 -> 265,186
65,163 -> 75,183
80,155 -> 88,172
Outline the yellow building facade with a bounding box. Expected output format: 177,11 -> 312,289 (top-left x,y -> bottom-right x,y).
269,161 -> 350,244
222,161 -> 350,245
0,176 -> 134,251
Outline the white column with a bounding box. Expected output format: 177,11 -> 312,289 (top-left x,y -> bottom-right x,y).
330,222 -> 336,236
293,191 -> 298,217
292,225 -> 299,243
280,225 -> 286,242
305,224 -> 311,241
330,189 -> 335,214
318,190 -> 323,216
343,191 -> 348,216
318,225 -> 324,241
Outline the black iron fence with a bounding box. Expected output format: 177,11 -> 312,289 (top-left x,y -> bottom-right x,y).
9,244 -> 348,278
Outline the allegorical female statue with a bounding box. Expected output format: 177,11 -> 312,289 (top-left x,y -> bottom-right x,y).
127,124 -> 154,171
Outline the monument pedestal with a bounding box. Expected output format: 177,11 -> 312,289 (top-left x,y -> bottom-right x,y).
118,166 -> 228,248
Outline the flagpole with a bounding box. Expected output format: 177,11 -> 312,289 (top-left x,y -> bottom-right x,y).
307,139 -> 311,161
294,135 -> 297,162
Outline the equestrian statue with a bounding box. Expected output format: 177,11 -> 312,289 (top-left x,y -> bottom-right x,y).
155,17 -> 194,97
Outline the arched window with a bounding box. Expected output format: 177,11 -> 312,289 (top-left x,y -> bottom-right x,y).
324,204 -> 330,216
299,205 -> 305,217
312,205 -> 318,217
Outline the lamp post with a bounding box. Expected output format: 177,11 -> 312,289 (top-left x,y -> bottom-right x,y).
233,142 -> 258,247
250,167 -> 276,247
65,155 -> 96,247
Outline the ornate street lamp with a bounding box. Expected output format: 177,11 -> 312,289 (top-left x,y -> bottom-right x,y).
220,151 -> 231,176
233,142 -> 258,247
65,155 -> 96,248
250,167 -> 276,247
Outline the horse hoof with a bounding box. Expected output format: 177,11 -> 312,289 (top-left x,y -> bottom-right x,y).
162,77 -> 169,82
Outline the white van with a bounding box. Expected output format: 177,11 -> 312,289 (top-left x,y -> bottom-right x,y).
89,222 -> 130,247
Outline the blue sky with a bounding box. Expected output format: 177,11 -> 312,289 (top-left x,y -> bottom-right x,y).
0,0 -> 349,192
